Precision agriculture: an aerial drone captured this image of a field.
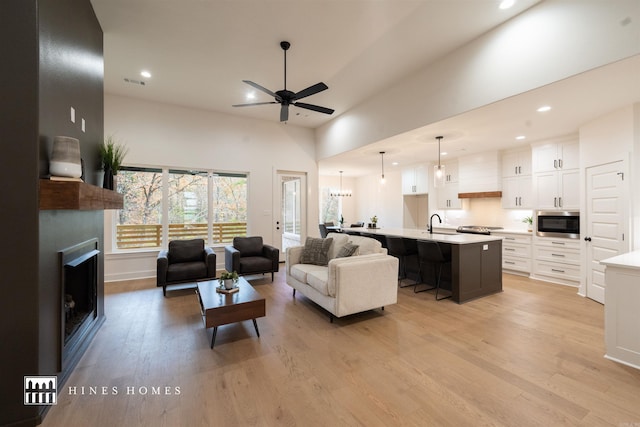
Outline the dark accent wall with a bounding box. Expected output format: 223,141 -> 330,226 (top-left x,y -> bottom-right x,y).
0,1 -> 104,426
0,1 -> 40,425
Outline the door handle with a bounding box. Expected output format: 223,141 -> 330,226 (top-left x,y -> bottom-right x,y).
584,237 -> 592,242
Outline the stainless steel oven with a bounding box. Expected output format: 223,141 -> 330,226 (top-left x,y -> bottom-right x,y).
536,211 -> 580,239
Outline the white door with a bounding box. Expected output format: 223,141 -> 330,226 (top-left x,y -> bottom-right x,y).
585,161 -> 626,304
274,171 -> 307,262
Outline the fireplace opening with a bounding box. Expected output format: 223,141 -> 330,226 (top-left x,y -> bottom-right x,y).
59,238 -> 99,360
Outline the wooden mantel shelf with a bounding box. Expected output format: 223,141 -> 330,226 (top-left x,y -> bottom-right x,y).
39,179 -> 123,210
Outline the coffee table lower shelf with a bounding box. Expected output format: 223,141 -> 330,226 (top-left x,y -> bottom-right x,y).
196,278 -> 266,348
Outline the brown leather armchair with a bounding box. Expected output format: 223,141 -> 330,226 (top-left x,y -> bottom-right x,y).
224,236 -> 279,281
157,239 -> 216,296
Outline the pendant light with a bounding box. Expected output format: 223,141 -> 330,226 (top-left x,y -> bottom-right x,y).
330,171 -> 352,197
433,136 -> 446,188
379,151 -> 386,184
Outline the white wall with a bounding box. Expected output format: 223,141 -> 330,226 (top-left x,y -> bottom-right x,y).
316,0 -> 640,159
103,94 -> 318,282
355,170 -> 404,228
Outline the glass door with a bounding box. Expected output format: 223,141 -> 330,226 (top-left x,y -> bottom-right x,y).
274,171 -> 306,262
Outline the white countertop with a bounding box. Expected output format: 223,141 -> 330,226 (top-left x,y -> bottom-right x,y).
341,227 -> 503,244
600,250 -> 640,271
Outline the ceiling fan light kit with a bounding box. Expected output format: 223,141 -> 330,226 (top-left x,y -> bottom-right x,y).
232,41 -> 334,122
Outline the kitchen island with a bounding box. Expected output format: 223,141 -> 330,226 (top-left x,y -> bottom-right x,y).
341,227 -> 503,303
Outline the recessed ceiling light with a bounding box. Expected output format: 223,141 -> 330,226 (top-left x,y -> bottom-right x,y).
499,0 -> 515,10
516,135 -> 526,140
537,105 -> 552,112
140,70 -> 151,78
247,92 -> 256,100
392,162 -> 399,166
441,152 -> 448,156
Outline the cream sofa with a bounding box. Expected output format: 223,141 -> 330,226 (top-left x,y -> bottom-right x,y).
286,232 -> 399,321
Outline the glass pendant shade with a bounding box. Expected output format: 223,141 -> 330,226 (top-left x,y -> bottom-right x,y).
433,164 -> 446,188
433,136 -> 445,188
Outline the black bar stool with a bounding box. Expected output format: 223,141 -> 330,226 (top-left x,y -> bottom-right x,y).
415,240 -> 452,300
386,236 -> 419,287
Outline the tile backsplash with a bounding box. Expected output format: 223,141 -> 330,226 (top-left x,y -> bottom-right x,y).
437,198 -> 532,231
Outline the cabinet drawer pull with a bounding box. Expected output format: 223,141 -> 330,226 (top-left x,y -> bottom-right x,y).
505,237 -> 516,240
551,253 -> 565,257
551,268 -> 565,273
505,261 -> 516,265
505,248 -> 516,251
551,241 -> 565,245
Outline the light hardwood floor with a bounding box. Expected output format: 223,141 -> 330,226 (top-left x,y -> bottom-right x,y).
42,271 -> 640,426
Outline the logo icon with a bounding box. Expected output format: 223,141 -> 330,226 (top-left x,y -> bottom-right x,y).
24,376 -> 57,405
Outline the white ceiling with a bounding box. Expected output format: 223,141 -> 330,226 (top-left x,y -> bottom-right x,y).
90,0 -> 640,177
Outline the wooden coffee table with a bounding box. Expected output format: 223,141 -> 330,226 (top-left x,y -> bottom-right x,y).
196,277 -> 266,348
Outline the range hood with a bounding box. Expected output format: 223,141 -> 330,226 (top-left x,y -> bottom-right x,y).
458,191 -> 502,199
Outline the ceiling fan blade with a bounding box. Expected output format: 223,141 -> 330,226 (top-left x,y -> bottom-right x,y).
294,82 -> 328,101
242,80 -> 279,99
232,102 -> 278,107
293,102 -> 335,115
280,104 -> 289,122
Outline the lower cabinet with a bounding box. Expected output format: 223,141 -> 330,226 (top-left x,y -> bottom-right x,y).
493,232 -> 531,275
532,237 -> 581,285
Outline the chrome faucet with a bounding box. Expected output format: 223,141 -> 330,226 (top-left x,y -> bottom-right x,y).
429,213 -> 442,234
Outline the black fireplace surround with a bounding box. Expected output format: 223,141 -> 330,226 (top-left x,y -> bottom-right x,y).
59,238 -> 99,369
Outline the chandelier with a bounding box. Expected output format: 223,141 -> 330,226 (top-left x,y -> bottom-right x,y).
330,171 -> 352,197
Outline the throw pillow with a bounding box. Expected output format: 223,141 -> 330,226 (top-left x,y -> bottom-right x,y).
336,242 -> 359,258
300,237 -> 333,266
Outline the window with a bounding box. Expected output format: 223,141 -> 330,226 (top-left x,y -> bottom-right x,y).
116,167 -> 163,248
319,187 -> 340,225
115,167 -> 248,249
168,170 -> 208,241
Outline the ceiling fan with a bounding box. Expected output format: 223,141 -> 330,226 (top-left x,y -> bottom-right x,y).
232,41 -> 334,122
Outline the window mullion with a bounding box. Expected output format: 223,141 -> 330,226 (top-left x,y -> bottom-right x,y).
161,168 -> 170,249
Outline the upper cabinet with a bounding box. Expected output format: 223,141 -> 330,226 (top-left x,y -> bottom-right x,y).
532,139 -> 579,173
402,164 -> 429,195
532,138 -> 580,210
502,149 -> 531,177
443,160 -> 458,184
501,148 -> 532,209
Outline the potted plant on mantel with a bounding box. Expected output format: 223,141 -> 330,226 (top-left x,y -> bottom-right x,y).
99,135 -> 128,190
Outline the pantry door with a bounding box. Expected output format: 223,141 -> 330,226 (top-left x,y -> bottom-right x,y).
585,160 -> 626,304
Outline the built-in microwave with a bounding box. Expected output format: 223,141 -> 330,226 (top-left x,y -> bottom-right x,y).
536,211 -> 580,239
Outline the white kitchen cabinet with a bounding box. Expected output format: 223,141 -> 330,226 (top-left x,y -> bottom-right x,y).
532,237 -> 581,285
534,169 -> 579,210
601,251 -> 640,370
444,161 -> 458,183
502,149 -> 531,178
493,231 -> 532,275
502,175 -> 532,209
402,164 -> 429,195
532,139 -> 579,173
437,182 -> 462,209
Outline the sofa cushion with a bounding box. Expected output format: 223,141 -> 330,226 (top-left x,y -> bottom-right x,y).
166,261 -> 207,282
336,242 -> 359,258
168,239 -> 204,263
306,269 -> 329,296
233,236 -> 263,257
300,237 -> 333,266
348,235 -> 381,255
290,263 -> 327,284
239,256 -> 272,274
326,233 -> 349,260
